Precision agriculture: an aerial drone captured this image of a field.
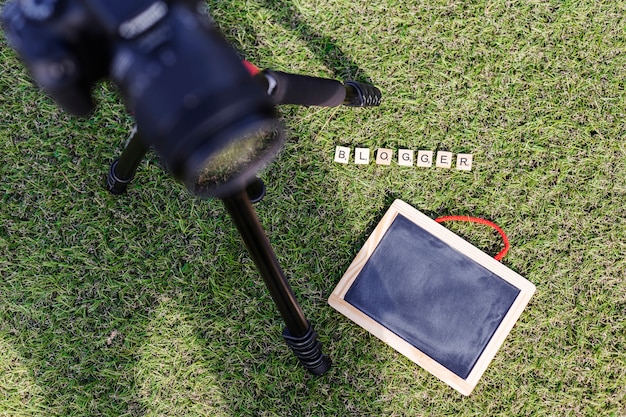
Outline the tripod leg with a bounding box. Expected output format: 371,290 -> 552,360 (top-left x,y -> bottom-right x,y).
257,70 -> 382,107
222,189 -> 331,375
107,126 -> 149,195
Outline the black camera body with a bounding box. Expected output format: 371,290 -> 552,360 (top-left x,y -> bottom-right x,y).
2,0 -> 282,197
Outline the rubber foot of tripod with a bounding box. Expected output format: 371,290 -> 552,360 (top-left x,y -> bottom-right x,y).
283,323 -> 331,375
343,81 -> 382,107
107,159 -> 133,195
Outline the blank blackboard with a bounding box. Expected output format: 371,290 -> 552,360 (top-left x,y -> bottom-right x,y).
329,200 -> 535,395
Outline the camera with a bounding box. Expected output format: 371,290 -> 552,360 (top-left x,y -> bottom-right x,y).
2,0 -> 284,198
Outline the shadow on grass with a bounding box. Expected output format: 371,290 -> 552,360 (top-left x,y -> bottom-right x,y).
0,1 -> 389,413
255,0 -> 374,83
0,190 -> 386,416
207,0 -> 374,83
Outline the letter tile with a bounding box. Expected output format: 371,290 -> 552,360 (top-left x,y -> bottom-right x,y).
398,149 -> 414,166
436,151 -> 453,168
334,146 -> 351,164
456,154 -> 473,171
376,148 -> 393,165
417,150 -> 433,167
355,147 -> 370,165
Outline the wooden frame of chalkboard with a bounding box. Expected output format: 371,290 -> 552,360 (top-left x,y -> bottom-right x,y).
328,199 -> 535,396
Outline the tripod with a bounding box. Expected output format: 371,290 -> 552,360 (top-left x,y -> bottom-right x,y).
106,66 -> 381,375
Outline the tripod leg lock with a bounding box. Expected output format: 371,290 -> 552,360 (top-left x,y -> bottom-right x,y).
283,322 -> 331,375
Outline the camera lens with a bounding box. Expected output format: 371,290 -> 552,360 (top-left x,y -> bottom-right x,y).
188,118 -> 284,198
110,4 -> 285,198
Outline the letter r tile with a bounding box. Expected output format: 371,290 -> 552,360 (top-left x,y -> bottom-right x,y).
456,154 -> 473,171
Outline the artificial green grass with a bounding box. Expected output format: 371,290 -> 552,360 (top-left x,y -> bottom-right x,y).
1,0 -> 625,415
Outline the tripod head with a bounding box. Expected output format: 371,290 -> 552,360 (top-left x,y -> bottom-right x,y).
2,0 -> 285,198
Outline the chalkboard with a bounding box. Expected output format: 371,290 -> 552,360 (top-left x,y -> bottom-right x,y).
329,200 -> 535,395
